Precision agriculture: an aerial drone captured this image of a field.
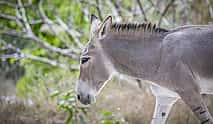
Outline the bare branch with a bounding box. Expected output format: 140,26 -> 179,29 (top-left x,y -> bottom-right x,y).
136,0 -> 148,21
36,1 -> 80,53
28,34 -> 79,59
206,0 -> 213,19
147,0 -> 161,15
39,0 -> 83,49
158,0 -> 175,26
77,0 -> 94,21
0,29 -> 27,38
95,0 -> 103,20
1,54 -> 20,60
0,13 -> 17,21
29,19 -> 44,25
56,17 -> 83,49
78,0 -> 98,8
0,52 -> 79,70
0,12 -> 24,30
0,0 -> 80,59
0,1 -> 33,8
0,1 -> 16,8
111,1 -> 133,19
1,30 -> 79,60
40,21 -> 80,54
0,1 -> 16,7
37,1 -> 80,54
0,0 -> 84,72
108,0 -> 122,21
24,54 -> 79,70
17,0 -> 33,35
0,42 -> 79,70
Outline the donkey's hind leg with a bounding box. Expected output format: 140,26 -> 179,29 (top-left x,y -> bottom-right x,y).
150,85 -> 179,124
170,60 -> 213,124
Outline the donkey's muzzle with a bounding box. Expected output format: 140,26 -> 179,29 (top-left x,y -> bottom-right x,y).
77,92 -> 93,105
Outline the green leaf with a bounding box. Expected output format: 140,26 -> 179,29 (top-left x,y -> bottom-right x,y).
101,110 -> 112,117
52,38 -> 61,47
32,49 -> 46,56
23,48 -> 30,54
9,58 -> 15,64
102,120 -> 113,124
115,120 -> 120,124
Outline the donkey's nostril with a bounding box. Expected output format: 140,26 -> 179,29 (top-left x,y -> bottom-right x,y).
77,94 -> 81,100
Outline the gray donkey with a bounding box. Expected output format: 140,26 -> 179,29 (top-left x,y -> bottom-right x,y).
77,15 -> 213,124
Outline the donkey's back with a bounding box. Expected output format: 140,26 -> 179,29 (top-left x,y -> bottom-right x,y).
163,24 -> 213,93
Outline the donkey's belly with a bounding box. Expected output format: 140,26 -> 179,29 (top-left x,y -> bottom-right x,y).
196,76 -> 213,94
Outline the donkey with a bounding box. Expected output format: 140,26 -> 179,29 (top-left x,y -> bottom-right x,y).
77,15 -> 213,124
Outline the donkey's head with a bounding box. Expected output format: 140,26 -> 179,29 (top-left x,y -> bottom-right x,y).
77,15 -> 114,105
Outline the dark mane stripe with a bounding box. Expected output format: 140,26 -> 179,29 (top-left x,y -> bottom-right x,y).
110,22 -> 168,34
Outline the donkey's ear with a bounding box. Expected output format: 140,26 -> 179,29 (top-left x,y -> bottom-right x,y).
90,14 -> 101,33
90,14 -> 98,24
99,16 -> 112,38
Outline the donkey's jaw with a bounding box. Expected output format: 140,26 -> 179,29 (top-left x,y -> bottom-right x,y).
95,75 -> 114,96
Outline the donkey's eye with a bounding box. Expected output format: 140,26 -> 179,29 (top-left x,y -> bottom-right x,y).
81,57 -> 90,64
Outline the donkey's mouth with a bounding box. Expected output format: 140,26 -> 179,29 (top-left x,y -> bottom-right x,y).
77,92 -> 96,105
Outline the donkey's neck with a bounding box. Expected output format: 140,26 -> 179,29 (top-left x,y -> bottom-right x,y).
100,32 -> 167,81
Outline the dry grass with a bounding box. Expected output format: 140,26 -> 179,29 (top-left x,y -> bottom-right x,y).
88,80 -> 154,124
0,78 -> 213,124
87,79 -> 213,124
0,96 -> 67,124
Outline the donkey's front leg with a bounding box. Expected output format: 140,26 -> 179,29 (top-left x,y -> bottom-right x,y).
178,90 -> 213,124
151,85 -> 179,124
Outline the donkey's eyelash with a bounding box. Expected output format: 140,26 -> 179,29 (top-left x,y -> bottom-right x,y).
81,57 -> 90,64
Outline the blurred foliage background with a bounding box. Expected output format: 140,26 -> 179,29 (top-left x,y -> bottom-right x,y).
0,0 -> 213,124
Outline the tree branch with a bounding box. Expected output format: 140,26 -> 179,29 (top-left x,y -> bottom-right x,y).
28,34 -> 79,59
17,0 -> 33,35
1,30 -> 79,60
39,0 -> 83,49
0,53 -> 79,70
158,0 -> 175,26
0,42 -> 79,70
56,17 -> 83,50
95,0 -> 103,20
0,1 -> 16,7
0,13 -> 24,30
0,13 -> 17,21
0,1 -> 33,8
0,0 -> 81,60
136,0 -> 148,21
108,0 -> 122,21
206,0 -> 213,19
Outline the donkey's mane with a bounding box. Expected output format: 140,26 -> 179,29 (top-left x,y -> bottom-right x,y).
110,22 -> 168,35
